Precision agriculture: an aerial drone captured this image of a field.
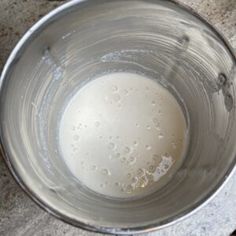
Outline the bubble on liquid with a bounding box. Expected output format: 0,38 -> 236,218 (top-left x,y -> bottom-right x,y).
95,121 -> 100,127
99,136 -> 103,139
126,184 -> 133,193
133,141 -> 138,146
130,180 -> 137,190
135,123 -> 140,128
127,173 -> 132,179
124,146 -> 131,154
153,168 -> 161,177
158,133 -> 164,139
112,93 -> 121,102
137,168 -> 145,177
116,136 -> 120,139
132,176 -> 139,184
162,153 -> 172,160
151,101 -> 156,106
164,164 -> 170,170
146,125 -> 151,130
108,142 -> 115,150
138,176 -> 149,188
145,145 -> 152,150
100,183 -> 105,188
72,126 -> 76,131
123,89 -> 129,95
112,85 -> 118,92
128,156 -> 136,165
115,153 -> 121,158
148,165 -> 155,172
101,168 -> 111,176
73,135 -> 79,141
121,157 -> 127,163
115,182 -> 121,187
152,155 -> 173,182
147,174 -> 154,183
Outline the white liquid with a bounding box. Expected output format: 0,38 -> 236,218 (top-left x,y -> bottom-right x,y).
59,72 -> 188,198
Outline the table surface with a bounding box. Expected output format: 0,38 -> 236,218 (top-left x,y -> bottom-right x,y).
0,1 -> 236,235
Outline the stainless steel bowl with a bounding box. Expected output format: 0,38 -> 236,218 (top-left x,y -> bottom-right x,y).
0,0 -> 236,234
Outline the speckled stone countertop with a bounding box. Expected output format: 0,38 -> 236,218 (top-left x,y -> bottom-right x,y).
0,1 -> 236,235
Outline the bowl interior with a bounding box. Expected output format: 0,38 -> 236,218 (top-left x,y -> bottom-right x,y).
1,0 -> 236,234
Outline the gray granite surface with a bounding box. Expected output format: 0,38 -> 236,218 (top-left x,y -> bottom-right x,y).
0,0 -> 236,235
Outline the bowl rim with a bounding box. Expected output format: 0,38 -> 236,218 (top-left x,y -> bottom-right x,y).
0,0 -> 236,234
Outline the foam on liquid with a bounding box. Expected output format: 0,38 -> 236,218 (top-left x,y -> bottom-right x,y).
59,72 -> 188,198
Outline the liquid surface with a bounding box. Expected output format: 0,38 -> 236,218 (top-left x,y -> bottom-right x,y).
59,72 -> 188,198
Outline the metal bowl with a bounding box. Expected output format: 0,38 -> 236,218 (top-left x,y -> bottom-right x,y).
0,0 -> 236,234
